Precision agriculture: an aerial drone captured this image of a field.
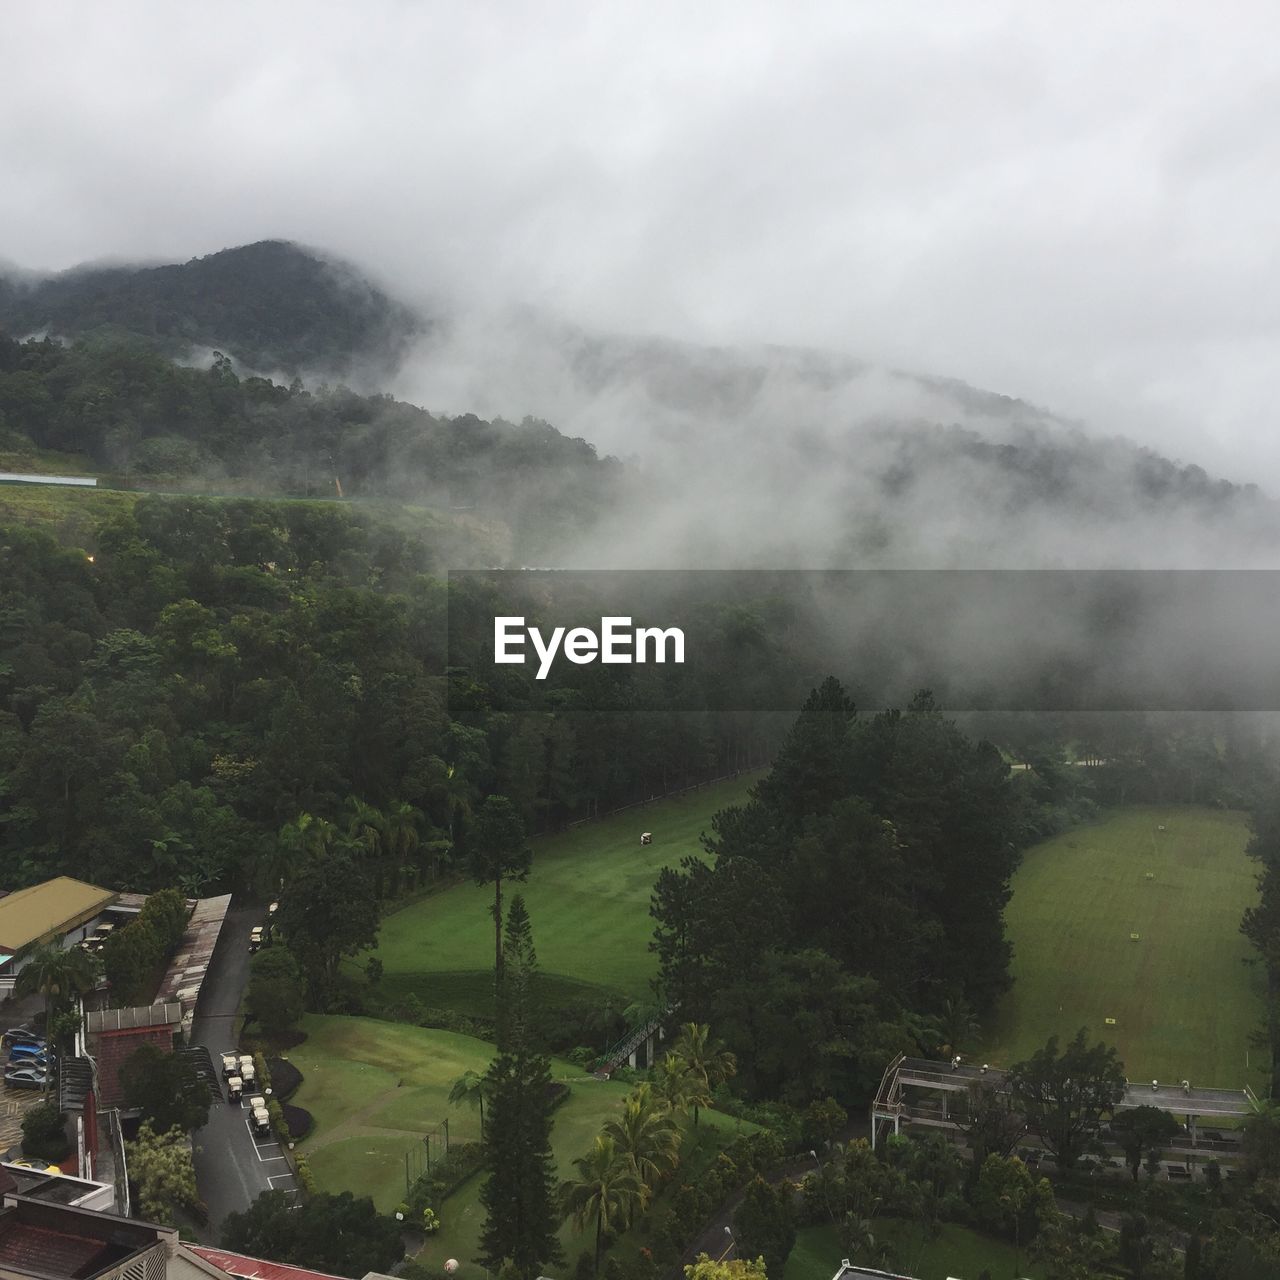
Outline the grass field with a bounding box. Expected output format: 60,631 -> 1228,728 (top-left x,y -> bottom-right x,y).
366,775 -> 758,1011
784,1222 -> 1045,1280
981,806 -> 1265,1089
291,1015 -> 753,1270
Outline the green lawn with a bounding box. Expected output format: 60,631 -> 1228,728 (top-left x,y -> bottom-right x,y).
982,806 -> 1265,1089
784,1222 -> 1046,1280
366,775 -> 757,1009
291,1014 -> 753,1270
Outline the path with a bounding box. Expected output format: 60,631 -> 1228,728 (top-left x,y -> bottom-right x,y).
189,903 -> 299,1237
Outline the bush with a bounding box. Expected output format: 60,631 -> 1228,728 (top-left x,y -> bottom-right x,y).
294,1153 -> 317,1195
267,1057 -> 303,1100
282,1105 -> 313,1140
21,1102 -> 69,1161
407,1141 -> 483,1211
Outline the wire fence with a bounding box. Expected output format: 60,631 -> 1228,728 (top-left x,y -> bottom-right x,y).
402,1117 -> 453,1194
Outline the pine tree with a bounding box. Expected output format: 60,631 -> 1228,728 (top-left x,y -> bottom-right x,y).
478,897 -> 564,1280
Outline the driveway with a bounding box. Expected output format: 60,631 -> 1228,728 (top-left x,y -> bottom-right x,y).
189,903 -> 299,1239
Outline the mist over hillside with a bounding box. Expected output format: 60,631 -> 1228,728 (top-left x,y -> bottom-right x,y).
2,239 -> 1277,570
396,298 -> 1280,568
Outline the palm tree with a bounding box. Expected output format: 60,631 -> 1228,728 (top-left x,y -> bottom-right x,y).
383,800 -> 423,894
448,1069 -> 488,1139
601,1083 -> 682,1214
653,1051 -> 703,1117
561,1135 -> 644,1278
937,993 -> 981,1057
14,942 -> 97,1084
670,1023 -> 737,1126
268,812 -> 341,894
345,797 -> 388,898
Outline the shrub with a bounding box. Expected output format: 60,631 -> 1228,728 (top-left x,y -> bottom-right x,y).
21,1102 -> 69,1161
282,1105 -> 313,1140
267,1057 -> 303,1100
294,1153 -> 317,1195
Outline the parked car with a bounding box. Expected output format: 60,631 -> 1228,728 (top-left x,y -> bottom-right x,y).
4,1065 -> 49,1090
251,1105 -> 272,1137
6,1041 -> 48,1062
221,1053 -> 239,1078
240,1062 -> 256,1087
226,1075 -> 243,1103
1,1028 -> 43,1048
246,1093 -> 266,1113
8,1048 -> 54,1069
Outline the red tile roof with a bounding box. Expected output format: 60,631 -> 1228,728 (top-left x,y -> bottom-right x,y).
188,1245 -> 354,1280
0,1221 -> 118,1272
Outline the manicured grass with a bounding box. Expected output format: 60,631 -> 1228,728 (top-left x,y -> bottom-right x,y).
784,1222 -> 1046,1280
293,1014 -> 753,1270
982,806 -> 1265,1089
367,775 -> 758,1004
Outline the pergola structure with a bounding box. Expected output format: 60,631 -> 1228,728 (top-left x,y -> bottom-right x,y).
871,1054 -> 1255,1151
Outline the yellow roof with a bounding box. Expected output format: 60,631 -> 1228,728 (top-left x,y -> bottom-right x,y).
0,878 -> 117,953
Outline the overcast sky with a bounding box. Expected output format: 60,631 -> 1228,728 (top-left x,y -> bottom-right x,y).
4,2 -> 1279,484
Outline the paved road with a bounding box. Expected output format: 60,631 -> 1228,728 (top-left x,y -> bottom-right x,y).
189,903 -> 299,1239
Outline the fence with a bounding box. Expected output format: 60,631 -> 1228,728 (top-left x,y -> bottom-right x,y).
403,1117 -> 452,1194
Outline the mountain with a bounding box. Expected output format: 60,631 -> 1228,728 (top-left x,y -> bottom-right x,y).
1,238 -> 1276,568
0,240 -> 422,377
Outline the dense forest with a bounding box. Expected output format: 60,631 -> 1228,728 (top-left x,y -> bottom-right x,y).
0,329 -> 618,556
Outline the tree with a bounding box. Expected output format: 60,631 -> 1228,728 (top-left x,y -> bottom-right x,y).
1118,1213 -> 1154,1279
384,799 -> 423,893
601,1082 -> 682,1203
653,1051 -> 702,1117
120,1043 -> 211,1133
246,946 -> 306,1037
125,1123 -> 198,1225
669,1023 -> 737,1126
222,1189 -> 403,1277
21,1101 -> 69,1161
498,893 -> 538,1051
560,1135 -> 644,1279
478,903 -> 563,1280
468,795 -> 531,989
448,1069 -> 488,1140
1005,1029 -> 1126,1169
686,1254 -> 762,1280
13,941 -> 96,1051
1113,1106 -> 1181,1183
958,1081 -> 1026,1186
971,1154 -> 1055,1273
138,887 -> 190,951
734,1174 -> 796,1278
1243,1101 -> 1280,1180
276,852 -> 380,1004
100,921 -> 163,1007
684,1257 -> 767,1280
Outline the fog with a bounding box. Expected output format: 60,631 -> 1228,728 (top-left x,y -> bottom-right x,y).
5,1 -> 1280,494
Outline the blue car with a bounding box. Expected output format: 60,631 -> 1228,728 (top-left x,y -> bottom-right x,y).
7,1048 -> 53,1069
6,1041 -> 48,1061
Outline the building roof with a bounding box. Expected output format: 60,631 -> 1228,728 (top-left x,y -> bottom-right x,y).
187,1247 -> 357,1280
0,1194 -> 165,1278
85,1003 -> 182,1034
0,879 -> 116,954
